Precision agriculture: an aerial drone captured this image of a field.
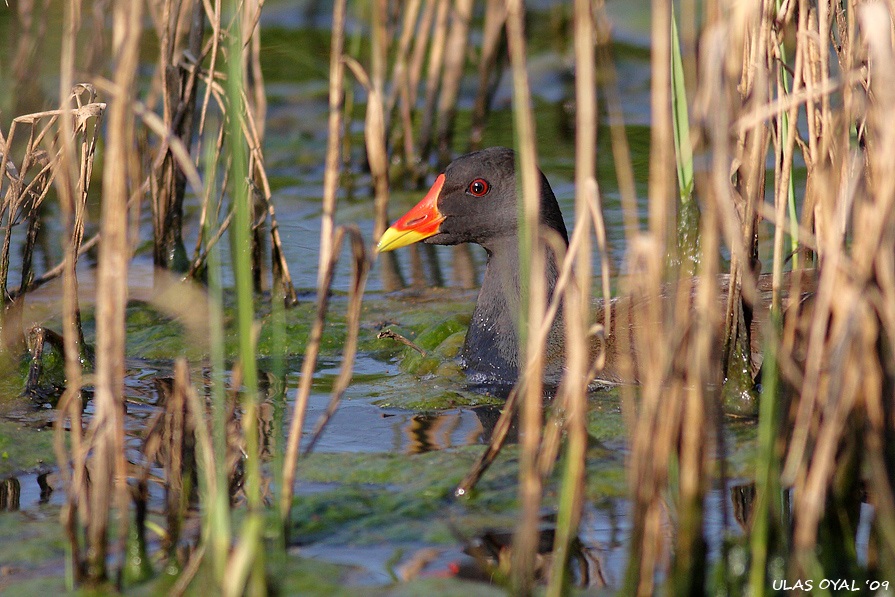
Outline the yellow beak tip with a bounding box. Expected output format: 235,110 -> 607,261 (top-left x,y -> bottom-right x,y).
377,227 -> 430,253
376,229 -> 400,253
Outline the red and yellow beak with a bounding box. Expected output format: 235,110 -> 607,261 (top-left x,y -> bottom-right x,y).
377,174 -> 446,253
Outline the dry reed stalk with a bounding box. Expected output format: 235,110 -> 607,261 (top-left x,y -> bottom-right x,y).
140,364 -> 199,569
545,3 -> 597,593
772,3 -> 895,579
407,0 -> 437,110
235,81 -> 298,302
435,0 -> 473,164
1,96 -> 102,581
265,193 -> 299,305
54,260 -> 87,588
800,0 -> 839,268
621,0 -> 683,592
622,240 -> 674,596
241,0 -> 267,144
384,0 -> 422,165
455,386 -> 521,496
83,0 -> 142,582
52,1 -> 89,585
344,3 -> 403,292
720,1 -> 768,387
855,7 -> 895,570
670,178 -> 715,595
503,1 -> 548,594
398,0 -> 438,181
197,0 -> 222,141
149,0 -> 204,273
317,0 -> 346,290
142,0 -> 289,304
647,0 -> 676,255
365,0 -> 390,241
591,5 -> 643,469
623,0 -> 780,589
771,0 -> 806,310
417,0 -> 450,161
166,360 -> 191,558
35,111 -> 102,301
437,0 -> 477,288
594,3 -> 640,242
0,120 -> 53,303
687,0 -> 895,588
469,2 -> 507,151
188,122 -> 227,276
240,0 -> 269,293
669,7 -> 720,594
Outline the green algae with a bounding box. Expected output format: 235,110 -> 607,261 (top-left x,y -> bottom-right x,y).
366,374 -> 502,410
397,319 -> 467,377
0,508 -> 69,593
291,448 -> 520,547
290,442 -> 632,549
0,420 -> 55,476
583,391 -> 626,444
10,289 -> 476,391
376,577 -> 506,597
123,302 -> 202,361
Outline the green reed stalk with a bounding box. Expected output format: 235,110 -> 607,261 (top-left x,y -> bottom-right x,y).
202,122 -> 232,585
670,10 -> 710,592
671,11 -> 693,204
265,199 -> 290,587
224,2 -> 264,592
748,312 -> 783,596
671,9 -> 700,272
775,0 -> 799,270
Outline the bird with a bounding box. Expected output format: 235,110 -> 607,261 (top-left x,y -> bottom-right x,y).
377,147 -> 805,392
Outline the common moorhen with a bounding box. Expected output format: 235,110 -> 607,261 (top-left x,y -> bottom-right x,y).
377,147 -> 794,389
379,147 -> 569,389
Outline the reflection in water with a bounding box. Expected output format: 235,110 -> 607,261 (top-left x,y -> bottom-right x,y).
455,526 -> 607,589
730,482 -> 757,532
0,470 -> 59,512
406,413 -> 462,454
471,404 -> 519,444
403,406 -> 513,454
0,476 -> 20,511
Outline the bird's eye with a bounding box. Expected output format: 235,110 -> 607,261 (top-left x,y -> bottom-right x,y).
467,178 -> 490,197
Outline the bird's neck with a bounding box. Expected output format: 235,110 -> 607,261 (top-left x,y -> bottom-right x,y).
462,235 -> 564,387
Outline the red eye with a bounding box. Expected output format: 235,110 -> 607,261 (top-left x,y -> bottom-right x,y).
468,178 -> 490,197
